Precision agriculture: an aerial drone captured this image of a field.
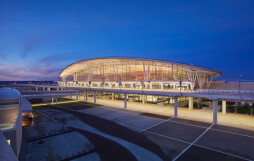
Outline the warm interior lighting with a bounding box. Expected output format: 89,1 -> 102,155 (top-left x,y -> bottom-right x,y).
32,100 -> 80,107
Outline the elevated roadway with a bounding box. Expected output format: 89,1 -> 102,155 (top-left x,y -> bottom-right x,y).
4,84 -> 254,124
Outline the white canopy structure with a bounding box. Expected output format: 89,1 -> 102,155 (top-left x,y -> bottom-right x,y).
59,57 -> 221,90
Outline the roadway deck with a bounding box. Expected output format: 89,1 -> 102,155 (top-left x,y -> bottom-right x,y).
81,97 -> 254,131
61,103 -> 254,160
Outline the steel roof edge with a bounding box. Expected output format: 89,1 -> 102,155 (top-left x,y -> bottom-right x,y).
58,57 -> 222,78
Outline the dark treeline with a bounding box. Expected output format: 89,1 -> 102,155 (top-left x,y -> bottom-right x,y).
0,81 -> 57,85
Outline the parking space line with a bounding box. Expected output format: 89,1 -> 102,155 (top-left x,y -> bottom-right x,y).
112,113 -> 140,122
96,105 -> 254,140
139,118 -> 173,133
145,130 -> 191,144
98,104 -> 172,119
172,123 -> 214,161
211,128 -> 254,139
95,108 -> 124,116
99,106 -> 127,112
118,123 -> 144,131
112,109 -> 167,122
59,107 -> 253,161
119,122 -> 191,144
193,144 -> 252,161
133,113 -> 167,120
168,120 -> 208,129
145,129 -> 252,161
100,106 -> 141,116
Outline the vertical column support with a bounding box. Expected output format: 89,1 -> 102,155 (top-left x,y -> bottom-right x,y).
35,86 -> 38,91
174,97 -> 178,118
189,97 -> 193,110
85,91 -> 88,102
94,91 -> 96,103
142,95 -> 145,104
52,97 -> 54,103
112,93 -> 114,100
222,101 -> 227,114
213,100 -> 218,124
56,98 -> 58,104
169,97 -> 173,104
124,93 -> 127,109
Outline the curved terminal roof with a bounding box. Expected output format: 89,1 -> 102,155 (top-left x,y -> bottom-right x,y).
59,57 -> 222,79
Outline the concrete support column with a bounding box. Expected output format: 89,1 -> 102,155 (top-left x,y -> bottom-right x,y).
43,87 -> 45,91
222,101 -> 227,114
76,96 -> 79,100
189,97 -> 193,110
47,87 -> 50,91
85,91 -> 88,102
174,97 -> 178,118
35,86 -> 38,91
169,97 -> 173,104
112,93 -> 114,100
213,100 -> 218,124
52,97 -> 54,103
57,87 -> 59,91
56,98 -> 58,104
94,91 -> 96,103
124,93 -> 127,109
142,95 -> 145,104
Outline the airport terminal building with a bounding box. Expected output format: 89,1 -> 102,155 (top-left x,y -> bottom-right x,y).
58,57 -> 221,90
57,57 -> 222,103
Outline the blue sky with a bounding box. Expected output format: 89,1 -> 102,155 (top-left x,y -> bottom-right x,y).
0,0 -> 254,80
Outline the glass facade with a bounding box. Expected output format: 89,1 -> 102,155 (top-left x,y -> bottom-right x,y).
59,58 -> 221,90
60,58 -> 215,81
77,62 -> 177,81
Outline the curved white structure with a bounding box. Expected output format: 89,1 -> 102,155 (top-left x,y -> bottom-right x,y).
58,57 -> 221,90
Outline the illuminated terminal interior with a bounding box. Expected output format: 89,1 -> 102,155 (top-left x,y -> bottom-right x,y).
58,57 -> 221,90
58,57 -> 222,104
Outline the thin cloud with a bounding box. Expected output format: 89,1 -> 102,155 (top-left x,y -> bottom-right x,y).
20,31 -> 61,58
0,64 -> 59,81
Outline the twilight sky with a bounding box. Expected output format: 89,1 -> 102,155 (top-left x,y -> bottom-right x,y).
0,0 -> 254,81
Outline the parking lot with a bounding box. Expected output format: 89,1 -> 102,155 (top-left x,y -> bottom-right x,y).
72,104 -> 254,161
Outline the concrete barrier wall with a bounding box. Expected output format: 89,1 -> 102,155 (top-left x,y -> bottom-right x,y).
2,111 -> 22,157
